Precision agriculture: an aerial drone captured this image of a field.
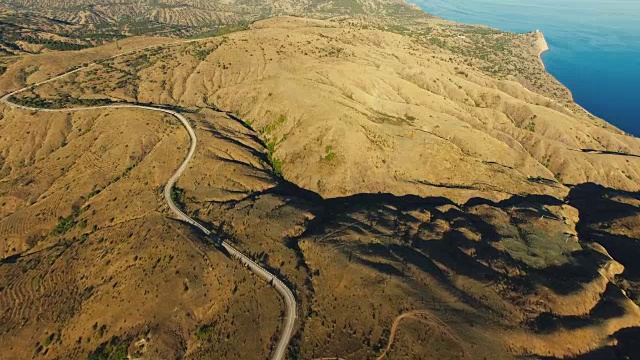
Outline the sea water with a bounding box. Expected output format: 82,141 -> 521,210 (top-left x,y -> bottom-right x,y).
412,0 -> 640,136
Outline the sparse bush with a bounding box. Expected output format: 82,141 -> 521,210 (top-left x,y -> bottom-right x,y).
87,336 -> 131,360
266,140 -> 283,176
171,187 -> 185,207
51,210 -> 81,236
264,114 -> 287,135
323,145 -> 336,161
23,36 -> 90,51
196,324 -> 217,340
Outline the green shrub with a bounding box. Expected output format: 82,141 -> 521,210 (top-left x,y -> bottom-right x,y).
323,145 -> 336,161
22,37 -> 91,51
266,140 -> 283,176
87,336 -> 131,360
51,212 -> 78,236
264,114 -> 287,135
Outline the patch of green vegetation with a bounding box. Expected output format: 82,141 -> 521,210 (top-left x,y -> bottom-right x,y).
123,162 -> 139,177
371,114 -> 405,125
189,21 -> 250,39
499,229 -> 578,269
426,37 -> 447,49
382,24 -> 411,36
263,114 -> 287,135
460,26 -> 502,36
384,3 -> 424,17
23,37 -> 91,51
87,336 -> 131,360
323,145 -> 336,161
266,140 -> 283,177
81,285 -> 94,301
192,47 -> 212,61
115,19 -> 175,36
51,207 -> 85,236
9,94 -> 113,109
171,187 -> 185,207
196,323 -> 217,340
127,53 -> 154,71
189,42 -> 221,61
84,33 -> 126,40
98,324 -> 107,338
373,328 -> 390,352
42,332 -> 56,347
88,188 -> 102,198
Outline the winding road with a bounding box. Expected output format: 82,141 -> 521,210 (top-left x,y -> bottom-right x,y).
0,45 -> 296,360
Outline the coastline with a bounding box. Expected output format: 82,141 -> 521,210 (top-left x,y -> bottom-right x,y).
532,30 -> 604,124
532,30 -> 630,134
534,29 -> 550,69
413,1 -> 639,136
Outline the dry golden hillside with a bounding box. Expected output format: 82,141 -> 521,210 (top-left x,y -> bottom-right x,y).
0,35 -> 177,92
1,10 -> 639,360
17,16 -> 640,203
0,105 -> 286,359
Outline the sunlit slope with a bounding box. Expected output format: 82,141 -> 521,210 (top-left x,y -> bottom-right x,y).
21,17 -> 640,203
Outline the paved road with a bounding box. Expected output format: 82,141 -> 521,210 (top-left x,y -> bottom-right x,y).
1,48 -> 297,360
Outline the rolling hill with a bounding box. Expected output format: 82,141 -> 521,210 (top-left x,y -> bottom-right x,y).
0,3 -> 639,360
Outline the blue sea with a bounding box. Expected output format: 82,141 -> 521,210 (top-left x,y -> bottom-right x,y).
411,0 -> 640,136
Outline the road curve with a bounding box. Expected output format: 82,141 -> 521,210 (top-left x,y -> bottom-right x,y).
376,310 -> 469,360
1,50 -> 296,360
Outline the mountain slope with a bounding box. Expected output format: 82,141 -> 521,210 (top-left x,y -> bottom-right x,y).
15,16 -> 640,203
1,4 -> 639,360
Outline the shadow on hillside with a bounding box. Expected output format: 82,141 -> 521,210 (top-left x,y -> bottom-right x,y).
567,183 -> 640,281
194,111 -> 640,340
256,182 -> 639,335
543,326 -> 640,360
530,282 -> 628,334
299,191 -> 600,290
212,177 -> 639,306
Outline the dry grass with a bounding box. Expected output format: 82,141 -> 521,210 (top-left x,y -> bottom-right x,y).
0,105 -> 281,359
18,16 -> 640,205
1,14 -> 639,360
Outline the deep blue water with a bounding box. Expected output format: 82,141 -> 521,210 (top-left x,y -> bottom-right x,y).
411,0 -> 640,136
